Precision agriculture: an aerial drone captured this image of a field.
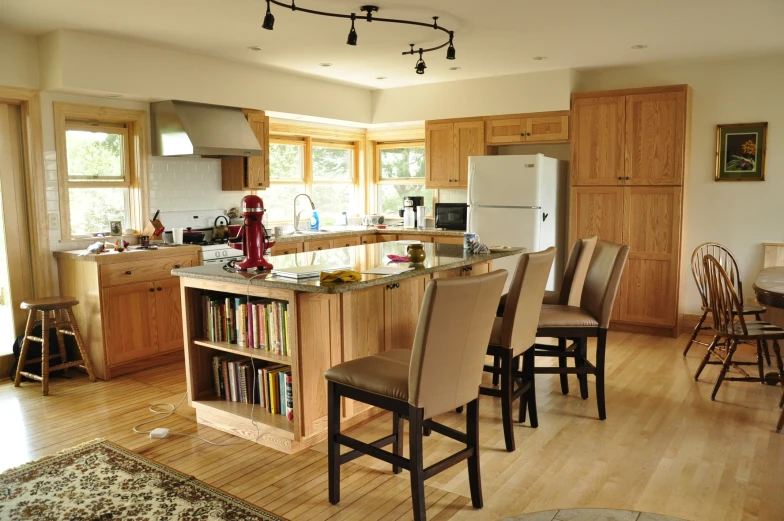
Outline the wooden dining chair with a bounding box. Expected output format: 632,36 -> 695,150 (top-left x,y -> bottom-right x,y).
700,254 -> 784,400
684,243 -> 770,365
324,271 -> 507,521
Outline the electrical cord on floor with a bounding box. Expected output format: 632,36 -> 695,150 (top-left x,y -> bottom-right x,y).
132,271 -> 269,447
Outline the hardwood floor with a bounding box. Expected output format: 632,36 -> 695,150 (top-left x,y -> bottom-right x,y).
2,331 -> 783,521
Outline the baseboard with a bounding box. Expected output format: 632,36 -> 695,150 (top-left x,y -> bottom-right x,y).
680,313 -> 705,335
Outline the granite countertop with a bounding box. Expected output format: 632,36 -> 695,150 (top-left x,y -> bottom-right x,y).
54,244 -> 201,264
273,227 -> 465,244
173,242 -> 524,294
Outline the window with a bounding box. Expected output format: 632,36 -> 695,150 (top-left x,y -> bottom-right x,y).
376,143 -> 434,217
54,103 -> 147,240
264,137 -> 358,225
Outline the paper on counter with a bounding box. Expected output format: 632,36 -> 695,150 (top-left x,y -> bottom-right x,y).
361,266 -> 416,275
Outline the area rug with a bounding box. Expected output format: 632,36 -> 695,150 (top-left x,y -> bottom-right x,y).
0,439 -> 286,521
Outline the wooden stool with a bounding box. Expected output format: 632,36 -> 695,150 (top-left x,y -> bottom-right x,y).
13,297 -> 96,395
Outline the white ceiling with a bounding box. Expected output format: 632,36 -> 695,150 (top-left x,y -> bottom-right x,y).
1,0 -> 784,89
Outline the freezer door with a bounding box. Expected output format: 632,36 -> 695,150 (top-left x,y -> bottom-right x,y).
468,155 -> 541,207
468,206 -> 552,292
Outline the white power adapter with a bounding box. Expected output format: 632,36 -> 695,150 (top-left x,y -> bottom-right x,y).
150,427 -> 170,439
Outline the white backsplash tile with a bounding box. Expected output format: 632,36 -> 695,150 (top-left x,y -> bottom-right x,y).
439,188 -> 467,203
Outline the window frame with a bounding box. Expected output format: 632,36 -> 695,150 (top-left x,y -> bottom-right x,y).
53,103 -> 149,241
373,141 -> 436,217
64,123 -> 131,185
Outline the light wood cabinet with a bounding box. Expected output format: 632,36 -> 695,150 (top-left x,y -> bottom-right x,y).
103,281 -> 158,365
271,242 -> 303,256
486,118 -> 525,145
333,235 -> 361,248
569,85 -> 689,336
425,119 -> 484,188
456,121 -> 485,186
221,110 -> 270,191
384,276 -> 427,352
303,238 -> 333,252
360,235 -> 376,245
155,277 -> 186,352
486,113 -> 570,145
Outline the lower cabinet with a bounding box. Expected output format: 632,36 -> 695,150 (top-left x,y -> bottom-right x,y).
103,281 -> 158,365
271,243 -> 303,256
303,238 -> 333,252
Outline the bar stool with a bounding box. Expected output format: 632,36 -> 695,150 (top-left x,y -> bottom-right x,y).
14,297 -> 96,395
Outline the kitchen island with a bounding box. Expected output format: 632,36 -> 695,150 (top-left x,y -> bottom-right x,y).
173,241 -> 523,453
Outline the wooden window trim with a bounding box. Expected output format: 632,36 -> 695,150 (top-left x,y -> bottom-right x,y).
270,135 -> 360,188
375,141 -> 426,184
64,124 -> 130,185
53,103 -> 149,241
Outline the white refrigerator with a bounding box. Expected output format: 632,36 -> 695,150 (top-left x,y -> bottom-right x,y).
467,154 -> 566,292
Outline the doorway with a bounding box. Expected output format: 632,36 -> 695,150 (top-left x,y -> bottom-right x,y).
0,103 -> 34,356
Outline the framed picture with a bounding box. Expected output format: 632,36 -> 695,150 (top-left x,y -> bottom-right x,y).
715,122 -> 768,181
109,220 -> 122,236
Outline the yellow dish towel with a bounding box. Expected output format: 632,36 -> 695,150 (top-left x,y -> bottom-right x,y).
319,269 -> 362,283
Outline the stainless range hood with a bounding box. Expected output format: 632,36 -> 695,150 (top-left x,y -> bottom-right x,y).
151,100 -> 263,157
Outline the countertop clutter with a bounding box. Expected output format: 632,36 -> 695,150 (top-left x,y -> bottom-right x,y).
173,242 -> 523,294
54,244 -> 201,263
272,227 -> 465,244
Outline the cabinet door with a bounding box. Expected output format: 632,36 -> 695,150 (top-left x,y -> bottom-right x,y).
303,239 -> 333,252
360,235 -> 376,245
397,234 -> 432,242
432,267 -> 464,279
103,281 -> 158,365
527,115 -> 569,142
271,243 -> 303,256
376,234 -> 398,242
456,121 -> 485,187
464,261 -> 490,276
569,187 -> 625,322
154,277 -> 185,353
486,118 -> 526,145
571,96 -> 625,186
334,236 -> 361,248
618,186 -> 682,327
246,112 -> 270,190
384,276 -> 427,351
425,122 -> 456,188
625,91 -> 686,186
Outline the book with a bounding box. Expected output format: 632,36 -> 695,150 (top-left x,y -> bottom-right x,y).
237,301 -> 247,347
248,302 -> 255,349
285,372 -> 293,422
228,359 -> 238,402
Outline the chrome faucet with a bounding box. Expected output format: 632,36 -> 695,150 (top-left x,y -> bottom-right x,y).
293,193 -> 316,231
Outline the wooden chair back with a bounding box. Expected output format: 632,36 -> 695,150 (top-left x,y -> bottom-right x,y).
692,243 -> 743,311
702,254 -> 747,336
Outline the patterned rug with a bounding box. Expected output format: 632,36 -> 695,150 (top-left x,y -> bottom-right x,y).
0,439 -> 286,521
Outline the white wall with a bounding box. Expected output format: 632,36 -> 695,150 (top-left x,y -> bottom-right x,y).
0,26 -> 40,89
371,69 -> 574,123
579,55 -> 784,314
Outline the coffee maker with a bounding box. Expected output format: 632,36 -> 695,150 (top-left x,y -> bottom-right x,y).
403,196 -> 425,227
228,195 -> 276,271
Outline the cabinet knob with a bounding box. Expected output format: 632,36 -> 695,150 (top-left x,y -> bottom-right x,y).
258,183 -> 263,186
148,287 -> 155,293
520,133 -> 525,137
527,132 -> 531,136
284,250 -> 290,254
317,247 -> 323,251
157,287 -> 162,291
125,270 -> 132,275
617,177 -> 622,181
626,176 -> 630,180
174,264 -> 181,269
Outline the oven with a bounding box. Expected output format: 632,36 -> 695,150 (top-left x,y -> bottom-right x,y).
434,203 -> 468,231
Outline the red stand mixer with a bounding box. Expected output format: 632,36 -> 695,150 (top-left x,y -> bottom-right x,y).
228,195 -> 275,271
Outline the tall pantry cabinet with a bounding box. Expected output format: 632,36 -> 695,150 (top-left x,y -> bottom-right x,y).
570,85 -> 690,336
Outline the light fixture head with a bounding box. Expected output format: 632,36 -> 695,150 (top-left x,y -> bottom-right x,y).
446,32 -> 455,60
347,14 -> 358,45
248,46 -> 263,51
532,56 -> 547,61
376,76 -> 387,80
631,44 -> 648,49
449,66 -> 461,71
415,49 -> 426,75
319,62 -> 333,67
262,0 -> 275,30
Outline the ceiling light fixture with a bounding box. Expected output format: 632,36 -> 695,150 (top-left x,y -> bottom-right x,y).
261,3 -> 456,74
319,62 -> 333,67
631,44 -> 648,49
248,46 -> 263,51
532,56 -> 547,60
449,66 -> 461,71
376,76 -> 387,80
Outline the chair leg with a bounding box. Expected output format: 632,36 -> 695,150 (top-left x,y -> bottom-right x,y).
576,338 -> 589,400
772,340 -> 784,385
519,348 -> 538,427
466,398 -> 483,509
327,381 -> 341,505
455,406 -> 464,414
558,337 -> 569,395
757,340 -> 766,383
683,311 -> 708,356
711,339 -> 739,401
423,425 -> 432,437
41,311 -> 50,396
492,355 -> 500,386
65,307 -> 96,382
754,312 -> 772,366
695,335 -> 720,381
596,329 -> 607,421
392,412 -> 403,474
500,349 -> 515,452
408,406 -> 427,521
14,310 -> 36,387
54,309 -> 69,376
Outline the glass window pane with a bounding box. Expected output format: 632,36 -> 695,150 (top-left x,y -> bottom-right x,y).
270,143 -> 305,180
379,147 -> 425,179
68,187 -> 127,236
313,146 -> 353,181
377,184 -> 434,217
66,129 -> 125,180
261,183 -> 307,222
311,184 -> 355,226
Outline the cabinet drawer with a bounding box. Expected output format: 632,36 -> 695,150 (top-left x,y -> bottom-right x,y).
271,243 -> 303,256
304,239 -> 334,252
397,234 -> 432,242
334,236 -> 361,248
433,236 -> 464,245
100,255 -> 196,287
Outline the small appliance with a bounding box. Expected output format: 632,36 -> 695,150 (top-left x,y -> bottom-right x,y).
362,214 -> 385,226
403,196 -> 425,227
434,203 -> 468,231
228,195 -> 276,271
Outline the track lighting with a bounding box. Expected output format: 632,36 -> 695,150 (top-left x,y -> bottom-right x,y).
347,13 -> 358,46
446,32 -> 456,60
260,3 -> 455,75
262,0 -> 275,30
415,50 -> 426,75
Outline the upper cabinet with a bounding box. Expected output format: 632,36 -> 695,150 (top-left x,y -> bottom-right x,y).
571,87 -> 688,187
485,113 -> 569,145
425,119 -> 484,189
221,109 -> 270,191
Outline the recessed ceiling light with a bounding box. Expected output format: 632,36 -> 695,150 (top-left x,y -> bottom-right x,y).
319,63 -> 333,67
449,66 -> 462,71
247,46 -> 263,51
376,76 -> 387,80
104,94 -> 122,98
532,56 -> 547,61
631,44 -> 648,50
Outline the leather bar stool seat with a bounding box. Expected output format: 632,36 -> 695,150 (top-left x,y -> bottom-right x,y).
538,306 -> 600,328
325,349 -> 411,402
